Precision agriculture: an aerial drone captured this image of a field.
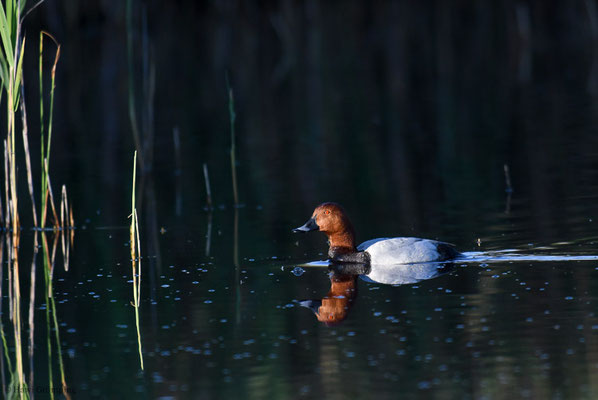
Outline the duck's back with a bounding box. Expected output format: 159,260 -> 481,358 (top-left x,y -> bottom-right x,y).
357,237 -> 460,265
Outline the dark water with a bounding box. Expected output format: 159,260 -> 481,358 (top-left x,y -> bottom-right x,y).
4,1 -> 598,399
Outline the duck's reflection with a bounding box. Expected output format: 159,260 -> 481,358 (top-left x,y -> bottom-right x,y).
299,263 -> 368,326
361,261 -> 454,286
299,261 -> 454,326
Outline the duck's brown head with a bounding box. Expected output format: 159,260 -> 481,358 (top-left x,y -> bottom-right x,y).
293,202 -> 357,253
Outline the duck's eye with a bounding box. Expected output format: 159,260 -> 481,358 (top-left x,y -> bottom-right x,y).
325,210 -> 330,215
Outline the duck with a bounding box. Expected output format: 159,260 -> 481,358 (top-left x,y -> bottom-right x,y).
293,202 -> 461,265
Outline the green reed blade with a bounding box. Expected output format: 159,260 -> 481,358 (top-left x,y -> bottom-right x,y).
13,35 -> 23,106
0,2 -> 14,66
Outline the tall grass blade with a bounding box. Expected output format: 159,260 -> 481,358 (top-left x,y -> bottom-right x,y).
19,88 -> 37,228
13,35 -> 24,105
5,0 -> 12,44
0,3 -> 71,398
38,31 -> 43,210
131,151 -> 137,224
0,2 -> 14,68
0,65 -> 7,99
1,140 -> 6,226
129,151 -> 144,370
6,236 -> 12,322
43,159 -> 59,228
39,31 -> 61,229
21,1 -> 43,22
226,74 -> 239,206
46,32 -> 59,166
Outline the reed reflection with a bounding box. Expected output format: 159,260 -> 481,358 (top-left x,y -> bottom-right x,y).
0,229 -> 73,400
41,231 -> 71,400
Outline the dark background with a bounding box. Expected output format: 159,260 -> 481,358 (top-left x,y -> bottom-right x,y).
19,1 -> 598,241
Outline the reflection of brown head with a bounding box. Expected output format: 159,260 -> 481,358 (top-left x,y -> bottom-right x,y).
316,272 -> 358,326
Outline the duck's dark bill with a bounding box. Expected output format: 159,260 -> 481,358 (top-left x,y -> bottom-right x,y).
298,300 -> 322,314
293,217 -> 319,232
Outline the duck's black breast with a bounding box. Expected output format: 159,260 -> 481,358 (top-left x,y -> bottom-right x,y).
329,247 -> 371,264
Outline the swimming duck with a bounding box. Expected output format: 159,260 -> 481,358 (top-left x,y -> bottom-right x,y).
293,202 -> 460,264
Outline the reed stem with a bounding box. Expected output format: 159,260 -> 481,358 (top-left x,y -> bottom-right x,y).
130,151 -> 144,370
38,31 -> 61,229
226,75 -> 239,206
20,89 -> 37,228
